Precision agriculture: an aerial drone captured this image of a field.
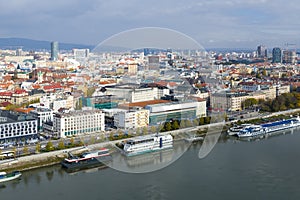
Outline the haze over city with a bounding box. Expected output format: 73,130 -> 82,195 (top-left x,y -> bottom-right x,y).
0,0 -> 300,48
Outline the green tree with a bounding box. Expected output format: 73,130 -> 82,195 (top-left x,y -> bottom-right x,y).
89,136 -> 95,144
150,126 -> 157,133
180,120 -> 186,128
185,120 -> 192,127
262,69 -> 267,76
70,137 -> 75,146
23,145 -> 29,155
172,120 -> 180,130
165,122 -> 172,131
35,143 -> 41,153
193,119 -> 199,126
45,141 -> 54,151
136,127 -> 141,135
142,127 -> 148,135
86,87 -> 96,97
199,117 -> 205,125
58,139 -> 65,150
204,116 -> 211,124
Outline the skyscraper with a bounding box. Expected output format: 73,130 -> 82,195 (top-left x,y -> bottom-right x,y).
272,47 -> 282,63
257,45 -> 267,58
51,41 -> 59,61
282,50 -> 297,64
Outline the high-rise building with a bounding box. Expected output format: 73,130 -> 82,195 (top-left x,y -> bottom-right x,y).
257,45 -> 267,58
51,41 -> 59,61
272,47 -> 282,63
282,50 -> 297,64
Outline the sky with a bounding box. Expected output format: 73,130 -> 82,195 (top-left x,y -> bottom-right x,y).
0,0 -> 300,49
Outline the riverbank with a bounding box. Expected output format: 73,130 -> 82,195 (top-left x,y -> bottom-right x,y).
1,108 -> 300,172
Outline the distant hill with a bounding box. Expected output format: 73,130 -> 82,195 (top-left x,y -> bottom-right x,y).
0,37 -> 95,51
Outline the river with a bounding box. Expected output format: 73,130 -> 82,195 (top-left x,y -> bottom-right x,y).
1,128 -> 300,200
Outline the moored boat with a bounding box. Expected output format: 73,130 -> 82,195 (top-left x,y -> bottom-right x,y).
227,124 -> 252,136
61,148 -> 112,171
237,117 -> 300,138
123,134 -> 173,156
0,171 -> 22,183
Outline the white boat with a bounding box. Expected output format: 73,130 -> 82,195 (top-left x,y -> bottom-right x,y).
262,117 -> 300,133
123,134 -> 173,156
237,125 -> 265,138
227,124 -> 252,136
184,135 -> 204,142
0,171 -> 22,183
237,117 -> 300,138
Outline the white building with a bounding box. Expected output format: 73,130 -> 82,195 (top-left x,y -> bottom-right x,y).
113,108 -> 149,129
40,93 -> 74,112
53,110 -> 105,138
105,85 -> 169,103
29,108 -> 53,131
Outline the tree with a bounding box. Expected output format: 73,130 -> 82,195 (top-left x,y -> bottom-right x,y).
136,127 -> 141,135
165,122 -> 172,131
89,136 -> 96,144
204,116 -> 211,124
180,120 -> 186,128
185,120 -> 192,127
172,120 -> 180,130
262,69 -> 267,76
86,87 -> 96,97
23,145 -> 29,155
45,141 -> 54,151
199,117 -> 205,125
35,143 -> 41,153
193,119 -> 199,126
70,137 -> 75,146
58,139 -> 65,150
150,126 -> 157,133
142,127 -> 148,135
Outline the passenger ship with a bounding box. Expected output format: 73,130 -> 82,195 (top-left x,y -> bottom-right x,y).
61,148 -> 112,170
123,134 -> 173,156
237,117 -> 300,138
227,124 -> 252,136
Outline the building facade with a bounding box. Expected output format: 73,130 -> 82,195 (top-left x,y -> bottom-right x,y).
0,111 -> 38,144
53,110 -> 105,138
272,47 -> 282,63
113,108 -> 149,129
29,108 -> 53,131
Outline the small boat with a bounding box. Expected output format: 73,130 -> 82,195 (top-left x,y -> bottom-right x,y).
184,135 -> 204,142
227,124 -> 252,136
0,171 -> 22,183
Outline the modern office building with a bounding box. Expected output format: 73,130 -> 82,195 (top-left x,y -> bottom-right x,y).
52,110 -> 105,138
105,84 -> 170,103
257,45 -> 267,58
145,101 -> 205,125
113,108 -> 149,129
282,50 -> 297,64
0,111 -> 38,144
272,47 -> 282,63
51,41 -> 59,61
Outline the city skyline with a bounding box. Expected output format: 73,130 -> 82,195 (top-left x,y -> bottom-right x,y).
0,0 -> 300,49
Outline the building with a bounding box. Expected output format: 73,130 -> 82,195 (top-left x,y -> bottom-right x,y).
51,41 -> 59,61
210,91 -> 265,111
257,45 -> 267,58
105,84 -> 169,103
272,47 -> 282,63
52,110 -> 105,138
73,48 -> 89,65
28,108 -> 53,131
282,50 -> 297,64
0,110 -> 38,144
145,101 -> 204,125
113,107 -> 149,129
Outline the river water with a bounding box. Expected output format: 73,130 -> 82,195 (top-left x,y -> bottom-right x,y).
1,128 -> 300,200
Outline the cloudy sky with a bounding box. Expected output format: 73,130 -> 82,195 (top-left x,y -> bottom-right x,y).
0,0 -> 300,49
